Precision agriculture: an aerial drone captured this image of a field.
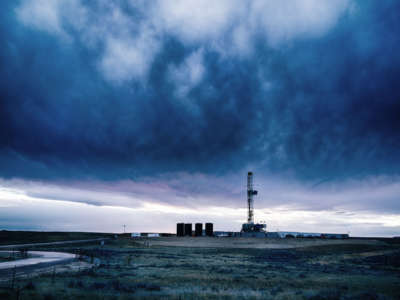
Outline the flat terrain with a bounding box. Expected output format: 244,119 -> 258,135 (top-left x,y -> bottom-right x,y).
0,230 -> 112,246
0,235 -> 399,299
0,238 -> 110,250
141,236 -> 385,249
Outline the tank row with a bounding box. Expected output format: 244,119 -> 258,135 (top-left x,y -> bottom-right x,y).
176,223 -> 213,237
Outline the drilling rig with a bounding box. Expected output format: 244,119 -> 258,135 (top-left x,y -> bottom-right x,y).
241,172 -> 267,233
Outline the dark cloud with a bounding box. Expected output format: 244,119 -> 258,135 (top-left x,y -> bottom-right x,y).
0,0 -> 400,184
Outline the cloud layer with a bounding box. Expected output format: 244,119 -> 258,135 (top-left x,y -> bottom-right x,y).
1,1 -> 400,234
3,0 -> 399,182
1,177 -> 399,236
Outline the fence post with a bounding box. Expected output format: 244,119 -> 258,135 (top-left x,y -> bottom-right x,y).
11,265 -> 16,289
15,286 -> 20,300
52,266 -> 56,284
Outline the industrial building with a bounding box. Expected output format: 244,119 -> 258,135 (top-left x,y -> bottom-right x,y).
266,232 -> 349,239
131,232 -> 161,238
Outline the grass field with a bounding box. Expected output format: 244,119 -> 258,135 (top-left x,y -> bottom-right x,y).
0,230 -> 113,246
0,235 -> 399,299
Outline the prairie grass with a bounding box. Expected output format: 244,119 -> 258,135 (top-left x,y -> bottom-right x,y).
0,237 -> 399,299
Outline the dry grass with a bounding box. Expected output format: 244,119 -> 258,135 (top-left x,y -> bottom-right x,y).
136,236 -> 386,249
0,236 -> 399,299
0,230 -> 112,246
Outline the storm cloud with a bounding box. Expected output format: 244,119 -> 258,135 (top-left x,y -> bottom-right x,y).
0,1 -> 400,234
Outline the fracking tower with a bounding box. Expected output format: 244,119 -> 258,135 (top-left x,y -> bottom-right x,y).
241,172 -> 266,233
247,172 -> 257,223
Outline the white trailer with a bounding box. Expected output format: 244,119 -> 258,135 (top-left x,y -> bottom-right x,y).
148,233 -> 160,237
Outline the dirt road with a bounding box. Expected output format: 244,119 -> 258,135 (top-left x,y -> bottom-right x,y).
0,251 -> 75,270
0,238 -> 105,280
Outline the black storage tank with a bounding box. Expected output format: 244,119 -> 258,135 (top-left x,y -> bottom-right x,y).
195,223 -> 203,236
205,223 -> 213,236
176,223 -> 184,237
184,223 -> 192,236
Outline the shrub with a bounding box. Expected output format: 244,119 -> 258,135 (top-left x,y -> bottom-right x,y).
0,291 -> 11,299
350,291 -> 379,300
90,282 -> 106,289
270,286 -> 283,296
145,284 -> 161,291
44,294 -> 55,300
134,283 -> 161,291
76,281 -> 84,288
308,288 -> 341,300
25,281 -> 35,290
298,273 -> 306,278
111,280 -> 121,291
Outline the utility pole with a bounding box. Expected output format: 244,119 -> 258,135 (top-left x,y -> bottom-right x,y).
123,225 -> 126,233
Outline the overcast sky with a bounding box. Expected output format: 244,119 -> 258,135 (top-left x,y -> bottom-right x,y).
1,0 -> 400,236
